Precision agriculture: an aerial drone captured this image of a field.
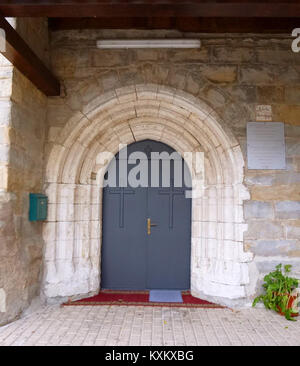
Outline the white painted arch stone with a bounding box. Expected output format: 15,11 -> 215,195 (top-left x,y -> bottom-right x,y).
43,84 -> 252,306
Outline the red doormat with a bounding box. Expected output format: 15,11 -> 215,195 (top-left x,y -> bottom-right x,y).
63,290 -> 225,308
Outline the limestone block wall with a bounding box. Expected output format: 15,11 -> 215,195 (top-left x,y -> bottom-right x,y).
0,18 -> 49,325
43,29 -> 300,307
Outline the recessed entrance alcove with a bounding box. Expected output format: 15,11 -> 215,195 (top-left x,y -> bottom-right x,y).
43,84 -> 252,306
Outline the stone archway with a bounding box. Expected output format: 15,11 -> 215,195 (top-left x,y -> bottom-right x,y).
43,84 -> 252,306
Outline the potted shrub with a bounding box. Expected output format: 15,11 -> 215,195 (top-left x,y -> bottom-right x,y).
252,264 -> 299,321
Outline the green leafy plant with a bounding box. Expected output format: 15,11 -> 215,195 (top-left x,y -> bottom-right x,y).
252,264 -> 299,321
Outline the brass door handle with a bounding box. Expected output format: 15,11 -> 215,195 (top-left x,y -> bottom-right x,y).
147,218 -> 158,235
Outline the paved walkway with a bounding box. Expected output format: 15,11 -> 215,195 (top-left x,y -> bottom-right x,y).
0,304 -> 299,346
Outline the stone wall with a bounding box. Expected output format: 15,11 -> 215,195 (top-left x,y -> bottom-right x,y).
0,18 -> 49,325
45,29 -> 300,306
1,25 -> 300,323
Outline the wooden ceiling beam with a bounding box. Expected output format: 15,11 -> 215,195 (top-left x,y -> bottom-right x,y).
1,1 -> 300,18
48,17 -> 300,33
0,17 -> 60,96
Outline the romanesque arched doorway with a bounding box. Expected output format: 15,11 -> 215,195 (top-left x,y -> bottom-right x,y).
101,140 -> 192,290
43,83 -> 251,307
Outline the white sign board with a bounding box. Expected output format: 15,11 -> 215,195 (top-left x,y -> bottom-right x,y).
247,122 -> 286,170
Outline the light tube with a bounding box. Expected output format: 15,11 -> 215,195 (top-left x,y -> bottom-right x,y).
97,39 -> 201,49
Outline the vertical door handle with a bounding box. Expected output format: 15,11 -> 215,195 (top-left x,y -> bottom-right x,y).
147,218 -> 157,235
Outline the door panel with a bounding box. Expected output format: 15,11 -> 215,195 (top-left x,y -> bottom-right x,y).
101,187 -> 148,290
147,187 -> 191,290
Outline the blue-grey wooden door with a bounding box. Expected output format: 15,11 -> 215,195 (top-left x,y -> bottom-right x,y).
101,140 -> 191,290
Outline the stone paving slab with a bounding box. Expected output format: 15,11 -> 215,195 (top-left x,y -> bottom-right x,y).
0,305 -> 299,346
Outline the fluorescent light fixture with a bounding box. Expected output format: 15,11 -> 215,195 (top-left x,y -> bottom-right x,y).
97,39 -> 201,49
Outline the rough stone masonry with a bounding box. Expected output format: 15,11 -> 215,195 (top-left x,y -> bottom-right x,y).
0,18 -> 300,325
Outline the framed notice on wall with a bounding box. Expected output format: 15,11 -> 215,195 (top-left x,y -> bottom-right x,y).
247,122 -> 286,170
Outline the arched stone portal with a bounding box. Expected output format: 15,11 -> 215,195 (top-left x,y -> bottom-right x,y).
43,84 -> 252,306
